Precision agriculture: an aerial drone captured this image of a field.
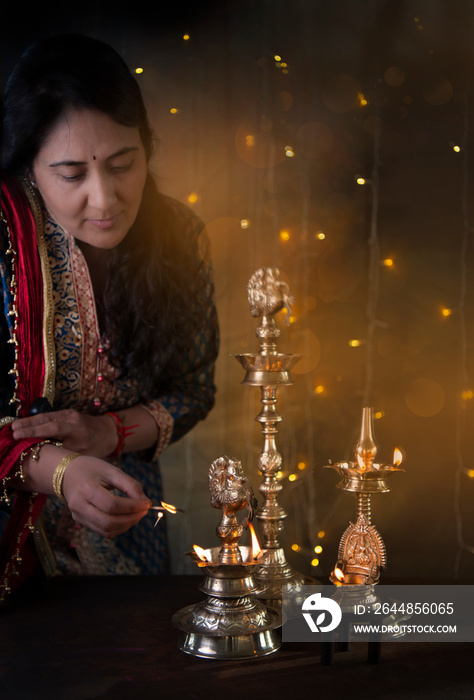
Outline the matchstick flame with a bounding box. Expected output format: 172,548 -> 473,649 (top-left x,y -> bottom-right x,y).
161,501 -> 178,514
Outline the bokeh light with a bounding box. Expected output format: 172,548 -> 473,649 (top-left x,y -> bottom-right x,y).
405,378 -> 445,417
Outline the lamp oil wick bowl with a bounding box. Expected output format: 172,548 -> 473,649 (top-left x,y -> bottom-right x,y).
187,518 -> 264,570
328,452 -> 404,494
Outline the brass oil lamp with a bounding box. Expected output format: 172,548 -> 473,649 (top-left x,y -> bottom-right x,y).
173,456 -> 281,659
326,407 -> 403,587
234,267 -> 305,604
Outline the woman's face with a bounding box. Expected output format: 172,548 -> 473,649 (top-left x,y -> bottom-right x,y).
32,108 -> 148,249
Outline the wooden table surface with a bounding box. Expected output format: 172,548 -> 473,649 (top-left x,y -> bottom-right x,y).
1,575 -> 473,700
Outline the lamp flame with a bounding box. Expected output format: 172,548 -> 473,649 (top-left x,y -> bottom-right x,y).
334,566 -> 344,582
248,522 -> 263,559
192,544 -> 209,562
393,448 -> 403,467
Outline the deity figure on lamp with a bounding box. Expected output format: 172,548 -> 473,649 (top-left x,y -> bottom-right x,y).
208,455 -> 258,565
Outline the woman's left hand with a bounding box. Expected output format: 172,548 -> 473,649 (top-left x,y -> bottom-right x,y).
11,409 -> 118,458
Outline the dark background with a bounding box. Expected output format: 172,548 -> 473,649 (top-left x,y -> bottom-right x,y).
4,0 -> 474,583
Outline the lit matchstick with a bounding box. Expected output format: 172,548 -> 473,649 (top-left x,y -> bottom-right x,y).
149,501 -> 185,527
149,502 -> 186,514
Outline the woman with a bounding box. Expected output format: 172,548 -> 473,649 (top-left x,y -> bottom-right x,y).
0,34 -> 219,601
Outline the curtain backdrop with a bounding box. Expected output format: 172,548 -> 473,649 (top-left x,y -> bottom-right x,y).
5,0 -> 474,580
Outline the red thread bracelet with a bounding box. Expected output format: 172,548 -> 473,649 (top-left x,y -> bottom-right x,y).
106,411 -> 125,460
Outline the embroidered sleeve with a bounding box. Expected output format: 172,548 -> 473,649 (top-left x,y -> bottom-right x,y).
140,400 -> 174,459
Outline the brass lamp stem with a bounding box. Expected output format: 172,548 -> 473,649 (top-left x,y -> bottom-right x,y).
234,268 -> 306,602
357,493 -> 372,524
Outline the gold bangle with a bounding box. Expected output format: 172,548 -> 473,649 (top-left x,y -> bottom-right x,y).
52,452 -> 81,502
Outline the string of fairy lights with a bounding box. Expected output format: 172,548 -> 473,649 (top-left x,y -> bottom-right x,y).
277,88 -> 474,577
131,15 -> 473,578
272,96 -> 385,574
231,51 -> 387,572
454,82 -> 473,578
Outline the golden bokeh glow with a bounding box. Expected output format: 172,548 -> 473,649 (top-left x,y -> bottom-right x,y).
405,378 -> 445,417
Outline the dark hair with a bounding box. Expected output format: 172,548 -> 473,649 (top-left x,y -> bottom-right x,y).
3,34 -> 211,396
105,172 -> 212,392
3,33 -> 154,175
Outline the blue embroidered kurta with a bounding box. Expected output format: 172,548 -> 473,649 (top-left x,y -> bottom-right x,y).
1,188 -> 219,576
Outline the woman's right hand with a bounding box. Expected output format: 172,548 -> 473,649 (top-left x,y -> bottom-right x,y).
61,455 -> 152,538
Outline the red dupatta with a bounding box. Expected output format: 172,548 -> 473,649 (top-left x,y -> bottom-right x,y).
0,176 -> 55,601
